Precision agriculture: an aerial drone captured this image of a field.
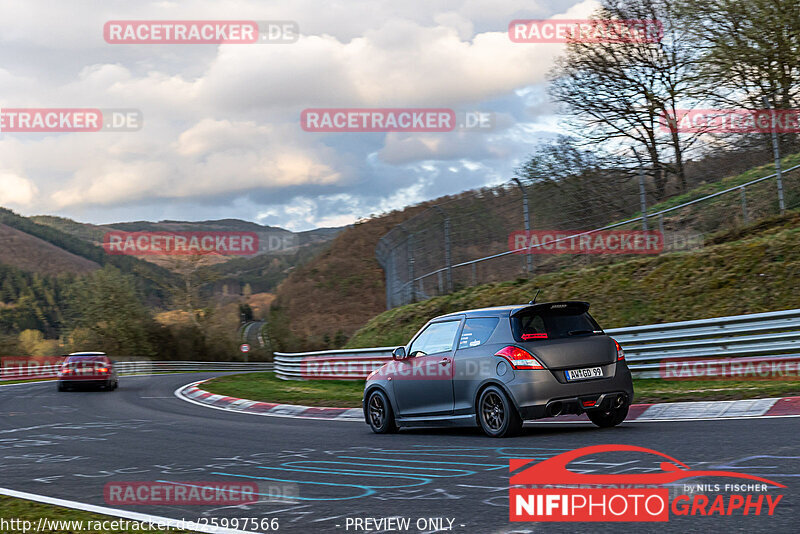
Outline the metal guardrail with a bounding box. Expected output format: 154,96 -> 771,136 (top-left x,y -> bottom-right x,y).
274,308 -> 800,380
274,348 -> 393,380
0,360 -> 274,380
607,309 -> 800,377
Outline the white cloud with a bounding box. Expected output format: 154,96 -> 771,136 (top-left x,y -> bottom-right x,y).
0,0 -> 598,229
0,171 -> 39,206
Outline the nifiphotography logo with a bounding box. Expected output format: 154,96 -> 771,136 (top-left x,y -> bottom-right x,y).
509,445 -> 785,522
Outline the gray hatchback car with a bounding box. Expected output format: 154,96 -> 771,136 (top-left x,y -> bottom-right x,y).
363,301 -> 633,437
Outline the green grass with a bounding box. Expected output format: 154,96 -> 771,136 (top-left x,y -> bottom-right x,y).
203,372 -> 365,407
345,213 -> 800,349
645,152 -> 800,215
201,372 -> 800,407
633,379 -> 800,403
0,496 -> 192,533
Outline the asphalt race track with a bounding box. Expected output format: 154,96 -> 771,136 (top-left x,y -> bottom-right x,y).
1,373 -> 798,533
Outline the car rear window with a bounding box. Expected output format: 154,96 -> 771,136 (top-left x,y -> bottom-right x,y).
458,317 -> 500,349
511,304 -> 602,341
65,355 -> 110,364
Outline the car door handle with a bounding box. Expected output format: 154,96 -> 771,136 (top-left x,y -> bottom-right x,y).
440,358 -> 451,366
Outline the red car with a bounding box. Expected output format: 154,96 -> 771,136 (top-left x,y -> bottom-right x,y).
57,352 -> 119,391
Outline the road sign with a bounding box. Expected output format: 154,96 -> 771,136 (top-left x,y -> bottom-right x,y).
240,344 -> 250,353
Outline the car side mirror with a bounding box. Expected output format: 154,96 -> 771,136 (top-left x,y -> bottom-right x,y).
392,346 -> 407,360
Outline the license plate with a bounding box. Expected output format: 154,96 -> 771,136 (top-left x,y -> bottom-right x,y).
565,366 -> 603,381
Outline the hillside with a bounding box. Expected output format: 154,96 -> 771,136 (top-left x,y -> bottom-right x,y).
33,216 -> 343,250
267,149 -> 800,351
267,206 -> 431,351
346,212 -> 800,348
31,215 -> 343,295
0,223 -> 99,275
0,208 -> 178,297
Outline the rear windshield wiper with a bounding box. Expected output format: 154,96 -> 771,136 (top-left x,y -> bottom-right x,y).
568,330 -> 603,336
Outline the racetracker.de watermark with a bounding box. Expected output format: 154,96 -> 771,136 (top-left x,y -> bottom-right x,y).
0,356 -> 64,380
300,109 -> 496,132
661,356 -> 800,380
104,482 -> 259,505
302,108 -> 454,132
660,109 -> 800,133
0,108 -> 142,132
509,230 -> 664,254
304,357 -> 553,381
104,20 -> 299,44
103,231 -> 259,256
508,19 -> 663,43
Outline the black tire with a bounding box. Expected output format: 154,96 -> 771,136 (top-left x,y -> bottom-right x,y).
366,390 -> 397,434
588,403 -> 629,428
477,385 -> 523,438
57,382 -> 66,392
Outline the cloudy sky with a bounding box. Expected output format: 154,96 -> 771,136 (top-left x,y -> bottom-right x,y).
0,0 -> 597,231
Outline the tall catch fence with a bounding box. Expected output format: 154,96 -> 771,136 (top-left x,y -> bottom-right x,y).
377,162 -> 800,309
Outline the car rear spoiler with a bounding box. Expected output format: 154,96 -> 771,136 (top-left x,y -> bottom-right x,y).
510,301 -> 590,317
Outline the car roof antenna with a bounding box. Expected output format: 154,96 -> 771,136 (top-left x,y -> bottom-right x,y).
529,289 -> 541,304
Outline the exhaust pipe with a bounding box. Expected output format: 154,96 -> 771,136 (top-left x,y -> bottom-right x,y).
547,401 -> 563,417
613,394 -> 626,409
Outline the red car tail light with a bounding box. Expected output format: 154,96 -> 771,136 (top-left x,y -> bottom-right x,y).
612,338 -> 625,361
97,367 -> 109,373
495,345 -> 545,370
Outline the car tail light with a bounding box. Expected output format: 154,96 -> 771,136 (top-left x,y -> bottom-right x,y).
97,367 -> 109,373
495,345 -> 544,370
612,338 -> 625,361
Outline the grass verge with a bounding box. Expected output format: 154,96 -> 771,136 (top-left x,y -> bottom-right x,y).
0,496 -> 192,533
201,372 -> 800,407
202,372 -> 365,407
346,214 -> 800,349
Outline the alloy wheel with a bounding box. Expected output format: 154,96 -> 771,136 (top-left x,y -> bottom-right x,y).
481,391 -> 505,431
369,393 -> 385,428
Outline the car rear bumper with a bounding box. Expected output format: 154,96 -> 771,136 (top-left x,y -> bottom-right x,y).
507,362 -> 634,420
57,378 -> 113,387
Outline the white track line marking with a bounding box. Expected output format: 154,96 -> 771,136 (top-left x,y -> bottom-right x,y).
0,487 -> 255,534
173,381 -> 362,422
0,380 -> 53,387
175,380 -> 800,424
526,414 -> 800,424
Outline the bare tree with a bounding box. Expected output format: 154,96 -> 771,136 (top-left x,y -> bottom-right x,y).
515,136 -> 637,227
549,0 -> 707,199
678,0 -> 800,151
